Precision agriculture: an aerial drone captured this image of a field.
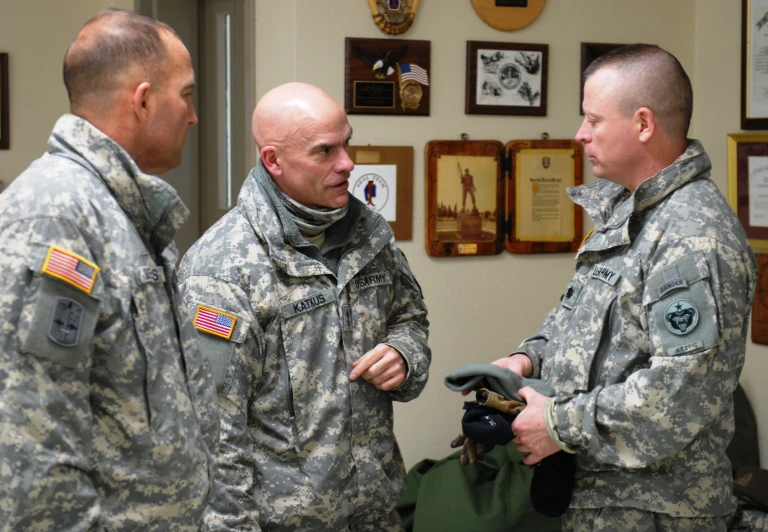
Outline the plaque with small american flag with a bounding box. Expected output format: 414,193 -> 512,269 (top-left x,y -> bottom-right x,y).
194,305 -> 237,339
42,245 -> 100,294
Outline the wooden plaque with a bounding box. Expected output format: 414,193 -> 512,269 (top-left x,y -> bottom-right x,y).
754,253 -> 768,345
345,37 -> 430,116
348,145 -> 413,240
424,140 -> 505,257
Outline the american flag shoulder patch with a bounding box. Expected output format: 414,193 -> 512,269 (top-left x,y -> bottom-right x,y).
194,305 -> 237,340
41,245 -> 100,294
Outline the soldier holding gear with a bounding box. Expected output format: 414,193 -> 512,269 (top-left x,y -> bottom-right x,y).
491,44 -> 757,530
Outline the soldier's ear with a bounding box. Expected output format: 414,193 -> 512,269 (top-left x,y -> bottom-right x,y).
635,107 -> 655,144
261,146 -> 281,176
132,82 -> 152,123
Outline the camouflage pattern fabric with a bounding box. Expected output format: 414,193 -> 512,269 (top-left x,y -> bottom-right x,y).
562,507 -> 731,532
515,140 -> 757,517
179,162 -> 430,531
0,114 -> 219,531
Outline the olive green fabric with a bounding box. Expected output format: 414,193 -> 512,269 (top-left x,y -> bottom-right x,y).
397,444 -> 562,532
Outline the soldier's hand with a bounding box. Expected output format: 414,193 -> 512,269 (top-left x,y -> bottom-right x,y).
491,353 -> 532,377
350,344 -> 406,391
512,386 -> 561,465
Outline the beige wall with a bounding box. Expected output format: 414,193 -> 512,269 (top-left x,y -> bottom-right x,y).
2,0 -> 767,473
0,0 -> 133,186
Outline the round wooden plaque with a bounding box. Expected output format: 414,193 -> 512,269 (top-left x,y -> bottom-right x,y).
470,0 -> 547,32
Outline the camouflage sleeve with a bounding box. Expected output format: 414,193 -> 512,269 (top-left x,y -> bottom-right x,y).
382,244 -> 430,403
551,241 -> 756,468
178,273 -> 262,532
0,217 -> 106,531
513,306 -> 561,379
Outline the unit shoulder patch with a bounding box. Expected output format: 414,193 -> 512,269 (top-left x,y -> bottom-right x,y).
42,245 -> 100,293
194,305 -> 237,339
664,299 -> 699,336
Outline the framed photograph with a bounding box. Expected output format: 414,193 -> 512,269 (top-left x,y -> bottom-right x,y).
580,42 -> 625,115
465,41 -> 548,116
727,133 -> 768,252
345,37 -> 430,116
0,53 -> 8,150
741,0 -> 768,129
425,140 -> 505,257
506,139 -> 583,253
347,145 -> 413,240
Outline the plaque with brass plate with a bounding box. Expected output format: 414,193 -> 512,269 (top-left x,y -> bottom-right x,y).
470,0 -> 547,32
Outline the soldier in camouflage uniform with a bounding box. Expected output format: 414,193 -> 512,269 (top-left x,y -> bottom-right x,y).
179,82 -> 430,531
492,45 -> 758,531
0,10 -> 219,531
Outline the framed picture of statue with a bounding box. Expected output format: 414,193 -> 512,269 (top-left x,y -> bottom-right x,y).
425,138 -> 583,257
465,41 -> 548,116
425,140 -> 505,257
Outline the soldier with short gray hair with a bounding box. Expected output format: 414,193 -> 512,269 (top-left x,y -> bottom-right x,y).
0,9 -> 219,530
179,82 -> 431,530
492,44 -> 757,530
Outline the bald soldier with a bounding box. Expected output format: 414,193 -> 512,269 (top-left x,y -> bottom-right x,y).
0,9 -> 218,530
179,82 -> 431,530
491,45 -> 757,530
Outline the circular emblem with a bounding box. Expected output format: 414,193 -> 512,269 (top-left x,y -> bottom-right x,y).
352,173 -> 390,213
400,80 -> 423,109
664,299 -> 699,335
498,63 -> 522,91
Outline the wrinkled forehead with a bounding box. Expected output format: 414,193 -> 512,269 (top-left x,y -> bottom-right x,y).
289,107 -> 351,149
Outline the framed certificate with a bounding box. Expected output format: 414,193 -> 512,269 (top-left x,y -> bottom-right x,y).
741,0 -> 768,129
727,133 -> 768,251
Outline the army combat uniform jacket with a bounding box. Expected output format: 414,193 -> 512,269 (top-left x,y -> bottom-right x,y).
179,164 -> 431,531
516,140 -> 757,517
0,115 -> 219,530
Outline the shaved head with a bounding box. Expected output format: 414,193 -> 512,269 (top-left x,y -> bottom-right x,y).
252,82 -> 347,151
253,83 -> 354,209
583,44 -> 692,141
63,9 -> 176,111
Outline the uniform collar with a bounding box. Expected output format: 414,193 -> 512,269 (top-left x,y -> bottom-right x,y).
570,139 -> 710,255
48,114 -> 189,256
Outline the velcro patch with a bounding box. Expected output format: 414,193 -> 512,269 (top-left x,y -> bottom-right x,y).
667,340 -> 704,356
658,277 -> 688,298
561,280 -> 583,310
351,271 -> 391,292
590,265 -> 620,286
194,305 -> 237,339
48,297 -> 85,347
137,266 -> 166,284
282,289 -> 336,318
42,245 -> 99,294
664,299 -> 699,336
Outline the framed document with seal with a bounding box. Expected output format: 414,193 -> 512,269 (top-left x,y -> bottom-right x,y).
727,133 -> 768,252
742,0 -> 768,129
753,254 -> 768,345
348,145 -> 413,240
425,138 -> 582,257
345,37 -> 430,116
465,41 -> 548,116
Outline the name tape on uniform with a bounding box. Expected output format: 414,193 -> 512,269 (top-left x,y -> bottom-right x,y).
194,305 -> 237,339
282,289 -> 337,318
42,245 -> 100,294
351,271 -> 391,292
590,265 -> 620,286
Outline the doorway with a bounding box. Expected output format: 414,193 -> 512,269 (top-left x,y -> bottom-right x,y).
136,0 -> 255,256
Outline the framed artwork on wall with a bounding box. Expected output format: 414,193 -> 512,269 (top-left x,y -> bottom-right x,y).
727,133 -> 768,252
348,145 -> 414,240
0,53 -> 9,150
465,41 -> 548,116
424,138 -> 583,257
579,42 -> 626,115
741,0 -> 768,129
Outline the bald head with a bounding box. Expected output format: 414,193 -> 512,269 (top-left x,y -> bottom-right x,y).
583,44 -> 692,141
64,9 -> 177,112
252,82 -> 347,150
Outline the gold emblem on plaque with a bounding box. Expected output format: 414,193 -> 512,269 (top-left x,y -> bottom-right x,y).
400,81 -> 422,110
367,0 -> 420,35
